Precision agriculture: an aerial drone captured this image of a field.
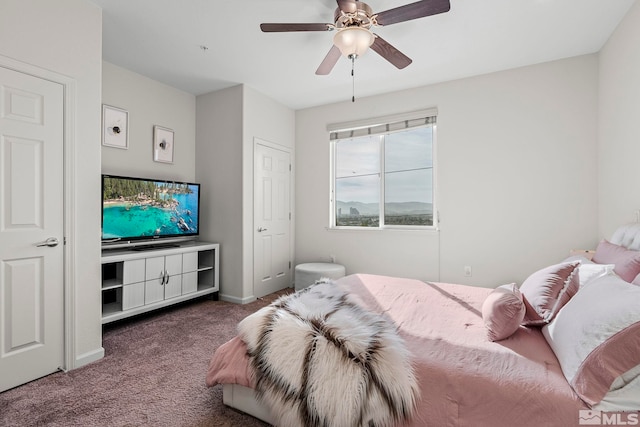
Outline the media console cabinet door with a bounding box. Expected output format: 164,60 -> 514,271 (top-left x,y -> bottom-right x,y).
164,273 -> 182,300
183,252 -> 198,273
122,282 -> 145,310
145,256 -> 165,282
182,272 -> 197,294
165,254 -> 183,276
145,256 -> 166,304
164,254 -> 183,298
123,259 -> 145,285
144,254 -> 183,304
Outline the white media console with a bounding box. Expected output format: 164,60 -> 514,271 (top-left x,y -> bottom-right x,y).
100,241 -> 219,324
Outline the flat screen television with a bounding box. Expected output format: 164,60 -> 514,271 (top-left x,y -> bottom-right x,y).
101,174 -> 200,249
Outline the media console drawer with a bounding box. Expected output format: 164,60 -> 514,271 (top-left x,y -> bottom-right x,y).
100,242 -> 219,324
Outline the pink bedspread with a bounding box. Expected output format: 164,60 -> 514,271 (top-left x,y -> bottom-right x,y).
207,273 -> 588,426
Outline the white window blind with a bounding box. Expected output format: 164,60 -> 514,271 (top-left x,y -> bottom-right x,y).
328,108 -> 437,140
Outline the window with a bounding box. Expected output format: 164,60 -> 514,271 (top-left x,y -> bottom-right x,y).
330,111 -> 436,229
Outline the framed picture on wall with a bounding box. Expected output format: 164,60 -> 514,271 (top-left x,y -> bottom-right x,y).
102,105 -> 129,149
153,125 -> 174,163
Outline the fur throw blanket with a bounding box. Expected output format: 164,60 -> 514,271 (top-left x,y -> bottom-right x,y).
238,279 -> 419,427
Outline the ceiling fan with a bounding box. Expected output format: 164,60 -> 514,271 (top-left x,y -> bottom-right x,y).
260,0 -> 451,75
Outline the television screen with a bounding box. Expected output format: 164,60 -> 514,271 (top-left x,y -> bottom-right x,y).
102,175 -> 200,243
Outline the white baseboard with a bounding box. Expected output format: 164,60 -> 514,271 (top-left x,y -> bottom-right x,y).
219,293 -> 257,304
74,347 -> 105,369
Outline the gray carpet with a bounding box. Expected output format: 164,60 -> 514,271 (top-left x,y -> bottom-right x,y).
0,291 -> 290,427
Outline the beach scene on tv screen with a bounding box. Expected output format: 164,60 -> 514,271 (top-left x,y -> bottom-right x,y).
102,177 -> 199,240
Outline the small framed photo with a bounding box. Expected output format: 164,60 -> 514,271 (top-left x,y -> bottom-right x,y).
153,125 -> 174,163
102,105 -> 129,149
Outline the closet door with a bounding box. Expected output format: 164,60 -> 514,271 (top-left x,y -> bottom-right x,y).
0,66 -> 65,392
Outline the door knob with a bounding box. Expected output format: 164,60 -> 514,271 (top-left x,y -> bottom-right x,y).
257,227 -> 268,232
35,237 -> 59,247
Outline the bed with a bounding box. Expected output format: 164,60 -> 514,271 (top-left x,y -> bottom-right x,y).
206,225 -> 640,426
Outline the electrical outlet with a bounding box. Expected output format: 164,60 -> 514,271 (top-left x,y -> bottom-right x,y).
330,254 -> 336,263
464,266 -> 472,277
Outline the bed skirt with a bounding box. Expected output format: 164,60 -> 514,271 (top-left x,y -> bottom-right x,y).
222,384 -> 274,424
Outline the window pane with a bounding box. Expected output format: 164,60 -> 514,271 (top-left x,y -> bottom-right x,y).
335,175 -> 380,227
385,169 -> 433,226
335,135 -> 380,178
335,136 -> 380,227
385,127 -> 432,173
384,127 -> 433,226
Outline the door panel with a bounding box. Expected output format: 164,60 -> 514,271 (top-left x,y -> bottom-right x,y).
3,136 -> 43,227
262,176 -> 272,221
259,234 -> 272,281
3,257 -> 43,351
0,66 -> 65,392
254,143 -> 291,298
273,232 -> 288,278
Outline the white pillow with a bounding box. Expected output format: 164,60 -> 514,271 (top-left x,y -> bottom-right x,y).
593,367 -> 640,412
594,365 -> 640,411
542,274 -> 640,407
577,263 -> 615,288
562,255 -> 615,288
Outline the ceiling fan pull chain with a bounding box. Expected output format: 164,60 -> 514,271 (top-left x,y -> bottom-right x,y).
351,54 -> 356,102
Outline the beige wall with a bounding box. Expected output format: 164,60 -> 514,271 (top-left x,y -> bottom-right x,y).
102,61 -> 196,182
196,85 -> 244,300
196,85 -> 295,302
295,55 -> 599,287
0,0 -> 103,367
598,0 -> 640,239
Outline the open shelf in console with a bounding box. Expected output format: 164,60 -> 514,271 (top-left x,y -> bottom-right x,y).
101,262 -> 123,290
197,249 -> 215,291
102,287 -> 122,316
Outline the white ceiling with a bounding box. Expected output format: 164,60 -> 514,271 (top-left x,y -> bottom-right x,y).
88,0 -> 635,110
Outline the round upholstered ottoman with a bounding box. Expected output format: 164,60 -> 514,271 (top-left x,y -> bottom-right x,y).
294,262 -> 346,291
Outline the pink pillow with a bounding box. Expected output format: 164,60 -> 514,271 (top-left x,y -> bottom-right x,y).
482,283 -> 526,341
592,240 -> 640,283
519,262 -> 580,326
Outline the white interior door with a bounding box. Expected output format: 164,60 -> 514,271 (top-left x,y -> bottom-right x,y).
0,66 -> 65,392
254,142 -> 291,298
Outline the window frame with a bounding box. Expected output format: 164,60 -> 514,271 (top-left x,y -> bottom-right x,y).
329,113 -> 438,231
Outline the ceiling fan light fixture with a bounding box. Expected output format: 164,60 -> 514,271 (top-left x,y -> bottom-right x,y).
333,27 -> 374,58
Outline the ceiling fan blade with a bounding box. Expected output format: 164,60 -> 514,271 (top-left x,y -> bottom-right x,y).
260,23 -> 332,32
375,0 -> 450,26
336,0 -> 357,14
370,35 -> 412,69
316,45 -> 342,75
